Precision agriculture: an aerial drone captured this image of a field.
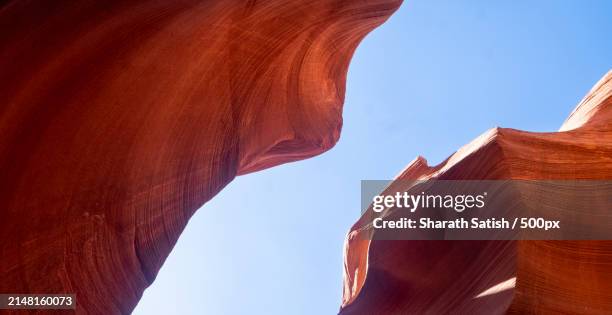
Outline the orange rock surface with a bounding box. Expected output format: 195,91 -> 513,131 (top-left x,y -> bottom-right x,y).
341,71 -> 612,314
0,1 -> 401,313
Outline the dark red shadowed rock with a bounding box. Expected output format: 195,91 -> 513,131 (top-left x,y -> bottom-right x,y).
0,1 -> 401,313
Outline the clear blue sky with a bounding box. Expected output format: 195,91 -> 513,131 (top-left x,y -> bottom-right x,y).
134,1 -> 611,314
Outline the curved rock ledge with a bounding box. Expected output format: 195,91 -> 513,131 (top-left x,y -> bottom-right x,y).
341,71 -> 612,314
0,1 -> 401,313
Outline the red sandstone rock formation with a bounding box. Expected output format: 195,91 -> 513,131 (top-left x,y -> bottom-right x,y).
0,1 -> 401,313
341,71 -> 612,314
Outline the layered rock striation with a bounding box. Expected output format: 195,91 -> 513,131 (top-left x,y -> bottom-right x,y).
341,71 -> 612,314
0,1 -> 401,313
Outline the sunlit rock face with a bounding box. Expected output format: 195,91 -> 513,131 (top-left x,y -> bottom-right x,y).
341,71 -> 612,314
0,1 -> 401,313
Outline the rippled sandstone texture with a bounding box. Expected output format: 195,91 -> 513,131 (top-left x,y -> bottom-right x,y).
0,1 -> 401,313
341,71 -> 612,314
